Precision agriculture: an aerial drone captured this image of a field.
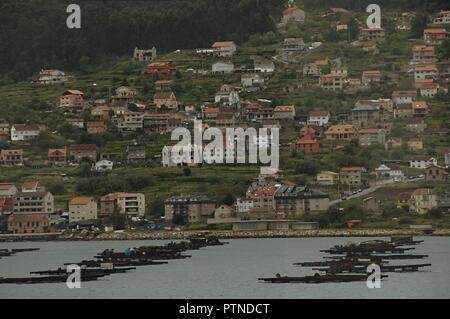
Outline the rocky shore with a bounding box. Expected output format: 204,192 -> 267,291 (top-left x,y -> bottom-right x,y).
2,228 -> 448,242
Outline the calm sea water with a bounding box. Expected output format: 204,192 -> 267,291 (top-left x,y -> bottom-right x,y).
0,237 -> 449,299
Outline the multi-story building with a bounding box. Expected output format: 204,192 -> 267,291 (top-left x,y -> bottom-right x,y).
147,62 -> 171,75
358,128 -> 386,146
212,62 -> 234,74
69,196 -> 98,223
316,171 -> 339,185
211,41 -> 237,57
164,195 -> 216,224
48,148 -> 67,164
361,70 -> 382,85
0,149 -> 23,166
411,188 -> 437,214
360,28 -> 385,43
10,124 -> 40,141
375,164 -> 405,182
133,47 -> 157,62
414,64 -> 438,80
292,136 -> 320,153
392,91 -> 416,105
59,89 -> 87,110
274,185 -> 330,217
121,111 -> 144,131
339,166 -> 368,187
273,105 -> 296,120
394,103 -> 414,118
319,73 -> 345,90
409,157 -> 437,169
153,92 -> 178,109
126,145 -> 146,164
324,124 -> 358,142
412,45 -> 436,64
0,183 -> 18,197
248,184 -> 278,213
423,28 -> 448,45
13,191 -> 54,214
307,111 -> 330,126
424,164 -> 448,181
69,144 -> 97,162
7,213 -> 50,234
279,5 -> 305,26
38,69 -> 69,84
351,104 -> 381,128
433,10 -> 450,24
235,197 -> 254,214
100,192 -> 145,218
241,73 -> 264,88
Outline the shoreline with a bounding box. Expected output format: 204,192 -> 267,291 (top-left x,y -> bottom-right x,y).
1,228 -> 450,242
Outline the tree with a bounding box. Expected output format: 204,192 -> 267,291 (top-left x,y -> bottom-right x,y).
148,199 -> 165,217
382,202 -> 404,218
108,206 -> 127,230
48,182 -> 67,195
427,208 -> 443,219
172,214 -> 187,225
221,192 -> 235,206
183,167 -> 192,176
437,39 -> 450,60
77,162 -> 93,177
410,15 -> 428,38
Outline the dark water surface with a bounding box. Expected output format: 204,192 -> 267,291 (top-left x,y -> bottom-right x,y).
0,237 -> 449,299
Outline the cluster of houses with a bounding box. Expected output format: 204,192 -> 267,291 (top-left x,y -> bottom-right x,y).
292,89 -> 433,152
2,6 -> 450,234
164,167 -> 329,229
0,180 -> 146,234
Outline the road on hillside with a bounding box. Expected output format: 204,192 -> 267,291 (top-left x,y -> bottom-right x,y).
329,176 -> 424,206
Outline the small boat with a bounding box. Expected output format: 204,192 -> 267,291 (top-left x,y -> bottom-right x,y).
30,267 -> 136,276
64,259 -> 168,267
258,273 -> 388,284
0,274 -> 106,285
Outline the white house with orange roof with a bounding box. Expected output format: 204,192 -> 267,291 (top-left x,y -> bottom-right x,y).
392,90 -> 417,105
423,28 -> 449,45
0,183 -> 18,197
414,64 -> 438,80
211,41 -> 237,57
433,10 -> 450,24
307,111 -> 330,126
273,105 -> 296,120
38,69 -> 69,84
411,45 -> 436,64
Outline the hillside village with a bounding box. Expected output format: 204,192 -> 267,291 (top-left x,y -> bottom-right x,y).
1,3 -> 450,235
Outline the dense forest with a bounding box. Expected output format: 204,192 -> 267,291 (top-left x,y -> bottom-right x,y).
303,0 -> 449,11
1,0 -> 449,81
0,0 -> 283,80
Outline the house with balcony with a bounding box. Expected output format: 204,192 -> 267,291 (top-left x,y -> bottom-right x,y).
69,196 -> 98,223
360,28 -> 385,43
339,166 -> 369,187
423,28 -> 448,45
165,195 -> 216,224
100,192 -> 145,218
